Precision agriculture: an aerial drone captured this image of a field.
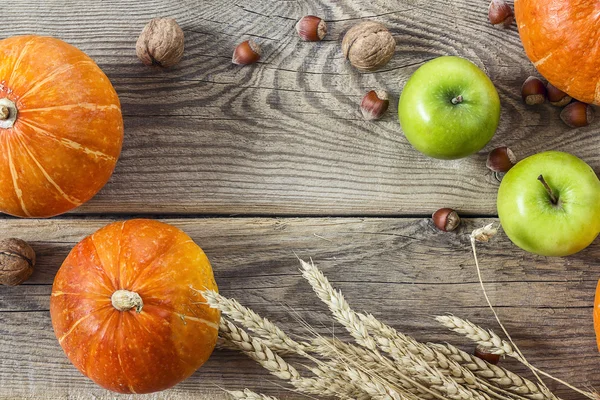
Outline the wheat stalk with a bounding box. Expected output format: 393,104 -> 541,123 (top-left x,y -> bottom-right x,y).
214,256 -> 590,400
208,289 -> 419,399
300,258 -> 475,400
227,389 -> 280,400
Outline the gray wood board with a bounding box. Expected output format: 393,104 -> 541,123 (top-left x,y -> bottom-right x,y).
0,217 -> 598,399
1,0 -> 596,215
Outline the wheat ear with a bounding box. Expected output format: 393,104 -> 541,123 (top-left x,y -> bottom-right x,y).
360,312 -> 482,388
218,318 -> 342,397
300,258 -> 464,400
227,389 -> 280,400
312,336 -> 428,399
359,313 -> 519,400
307,361 -> 372,400
436,315 -> 517,357
203,290 -> 308,355
429,342 -> 551,400
469,227 -> 597,400
438,315 -> 596,400
343,364 -> 404,400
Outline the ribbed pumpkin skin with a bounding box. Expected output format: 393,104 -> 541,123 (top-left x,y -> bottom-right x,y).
0,36 -> 123,218
50,220 -> 220,394
515,0 -> 600,105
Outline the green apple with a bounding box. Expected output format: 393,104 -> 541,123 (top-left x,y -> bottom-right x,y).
497,151 -> 600,257
398,56 -> 501,159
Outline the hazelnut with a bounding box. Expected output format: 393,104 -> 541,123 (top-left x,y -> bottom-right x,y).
432,208 -> 460,232
560,101 -> 594,128
0,238 -> 35,286
488,0 -> 514,28
232,40 -> 261,65
296,16 -> 327,41
342,21 -> 395,72
486,147 -> 517,173
136,18 -> 185,68
521,76 -> 546,105
474,345 -> 501,365
361,90 -> 389,120
546,82 -> 572,107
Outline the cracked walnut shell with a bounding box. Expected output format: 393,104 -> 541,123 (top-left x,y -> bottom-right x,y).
136,18 -> 185,68
342,21 -> 395,72
0,238 -> 35,286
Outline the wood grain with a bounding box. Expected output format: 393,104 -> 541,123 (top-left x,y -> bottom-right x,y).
0,217 -> 599,399
1,0 -> 598,216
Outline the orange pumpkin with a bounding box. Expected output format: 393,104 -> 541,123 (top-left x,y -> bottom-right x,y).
515,0 -> 600,105
595,280 -> 600,351
0,36 -> 123,218
50,220 -> 220,394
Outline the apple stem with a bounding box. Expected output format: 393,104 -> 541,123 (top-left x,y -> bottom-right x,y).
537,174 -> 558,204
451,95 -> 463,105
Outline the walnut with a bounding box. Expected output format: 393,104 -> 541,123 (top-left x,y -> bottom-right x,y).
136,18 -> 185,68
342,21 -> 395,72
0,238 -> 35,286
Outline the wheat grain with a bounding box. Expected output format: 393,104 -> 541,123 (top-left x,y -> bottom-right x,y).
227,389 -> 280,400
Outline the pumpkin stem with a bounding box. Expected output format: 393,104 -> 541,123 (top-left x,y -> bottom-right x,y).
0,98 -> 17,129
111,290 -> 144,313
0,106 -> 9,120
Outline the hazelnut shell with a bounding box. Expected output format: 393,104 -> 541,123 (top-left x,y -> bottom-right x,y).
560,101 -> 594,128
546,82 -> 572,107
232,40 -> 261,65
136,18 -> 185,68
486,147 -> 517,173
488,0 -> 514,27
0,238 -> 35,286
521,76 -> 546,105
342,21 -> 395,72
432,208 -> 460,232
296,16 -> 327,41
361,90 -> 389,120
474,345 -> 501,365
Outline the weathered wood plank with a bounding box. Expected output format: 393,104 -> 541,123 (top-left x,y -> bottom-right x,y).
0,217 -> 598,399
1,0 -> 597,215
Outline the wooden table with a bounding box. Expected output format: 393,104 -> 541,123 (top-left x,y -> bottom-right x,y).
1,0 -> 598,399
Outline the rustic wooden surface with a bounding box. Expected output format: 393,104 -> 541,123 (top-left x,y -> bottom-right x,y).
1,218 -> 600,400
1,0 -> 600,399
0,0 -> 598,215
